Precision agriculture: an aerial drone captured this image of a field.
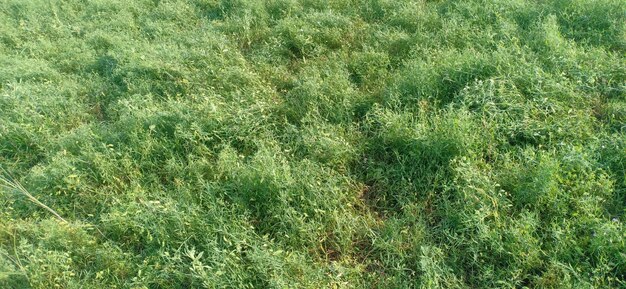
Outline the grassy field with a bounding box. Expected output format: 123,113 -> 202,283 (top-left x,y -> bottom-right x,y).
0,0 -> 625,288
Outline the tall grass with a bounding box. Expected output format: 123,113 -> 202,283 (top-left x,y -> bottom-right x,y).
1,0 -> 625,288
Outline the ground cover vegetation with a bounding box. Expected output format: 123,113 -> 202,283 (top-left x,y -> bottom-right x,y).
0,0 -> 625,288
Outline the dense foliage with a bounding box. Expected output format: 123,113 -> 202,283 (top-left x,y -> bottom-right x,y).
1,0 -> 625,288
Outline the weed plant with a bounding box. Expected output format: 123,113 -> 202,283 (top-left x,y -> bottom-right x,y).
0,0 -> 625,288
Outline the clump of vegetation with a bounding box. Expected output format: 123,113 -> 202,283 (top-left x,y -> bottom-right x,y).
1,0 -> 624,288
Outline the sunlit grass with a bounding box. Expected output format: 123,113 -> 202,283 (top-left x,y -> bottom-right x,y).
1,0 -> 625,288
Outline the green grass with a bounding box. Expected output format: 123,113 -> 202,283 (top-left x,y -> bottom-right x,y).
0,0 -> 625,288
